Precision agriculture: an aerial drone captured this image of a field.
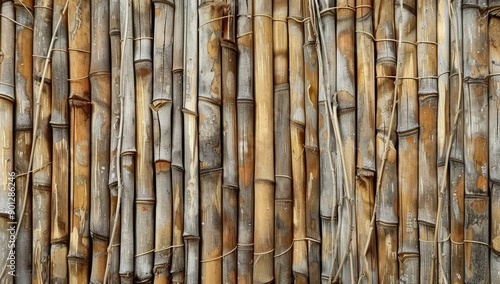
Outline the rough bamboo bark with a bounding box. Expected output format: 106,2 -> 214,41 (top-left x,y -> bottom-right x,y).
50,0 -> 69,280
14,0 -> 34,282
272,0 -> 292,283
417,0 -> 438,282
236,0 -> 254,282
67,0 -> 91,282
462,1 -> 489,282
152,0 -> 174,282
374,0 -> 399,282
32,0 -> 53,282
89,0 -> 111,282
253,0 -> 274,283
355,1 -> 378,282
171,0 -> 185,282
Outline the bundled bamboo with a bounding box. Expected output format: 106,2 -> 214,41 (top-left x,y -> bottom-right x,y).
272,0 -> 292,282
32,0 -> 53,281
355,1 -> 378,282
50,0 -> 69,280
151,0 -> 174,282
89,0 -> 111,281
374,0 -> 399,281
14,0 -> 34,282
416,0 -> 438,282
236,0 -> 255,282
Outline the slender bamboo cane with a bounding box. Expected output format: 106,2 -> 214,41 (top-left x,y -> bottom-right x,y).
171,0 -> 185,282
462,1 -> 489,282
14,0 -> 34,282
272,0 -> 292,282
67,0 -> 91,281
50,0 -> 69,280
0,1 -> 16,282
253,0 -> 275,282
236,0 -> 255,282
151,0 -> 174,282
89,0 -> 111,281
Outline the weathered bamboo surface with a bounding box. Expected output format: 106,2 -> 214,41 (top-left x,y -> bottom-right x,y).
1,1 -> 500,283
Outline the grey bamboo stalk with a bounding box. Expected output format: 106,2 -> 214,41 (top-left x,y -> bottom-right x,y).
32,0 -> 53,282
0,1 -> 16,282
67,0 -> 91,281
221,7 -> 239,284
50,0 -> 69,280
152,0 -> 174,282
236,0 -> 255,282
14,0 -> 34,282
355,1 -> 377,282
171,0 -> 185,282
416,0 -> 438,282
462,0 -> 489,282
272,0 -> 293,282
374,0 -> 398,281
119,0 -> 136,282
89,0 -> 111,281
253,0 -> 275,282
183,0 -> 200,281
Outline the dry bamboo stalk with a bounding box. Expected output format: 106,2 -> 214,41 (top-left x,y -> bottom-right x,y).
374,0 -> 399,282
119,0 -> 136,282
32,0 -> 53,281
0,1 -> 15,282
50,0 -> 69,280
253,0 -> 275,282
355,1 -> 378,282
236,0 -> 254,282
14,0 -> 34,282
89,0 -> 111,281
462,1 -> 489,282
272,0 -> 292,282
151,0 -> 174,282
67,0 -> 91,281
171,0 -> 185,282
416,0 -> 438,282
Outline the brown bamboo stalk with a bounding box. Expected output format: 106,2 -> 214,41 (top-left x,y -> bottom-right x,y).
89,0 -> 111,281
253,0 -> 275,283
462,1 -> 489,282
151,0 -> 174,282
14,0 -> 34,282
171,0 -> 185,282
236,0 -> 255,282
272,0 -> 292,282
67,0 -> 91,281
355,1 -> 378,282
374,0 -> 399,282
198,3 -> 224,283
417,0 -> 438,282
50,0 -> 69,280
32,0 -> 53,282
0,1 -> 16,282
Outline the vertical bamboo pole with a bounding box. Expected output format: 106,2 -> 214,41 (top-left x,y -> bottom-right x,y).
67,0 -> 91,281
417,0 -> 438,282
374,0 -> 399,282
50,0 -> 69,280
253,0 -> 275,282
236,0 -> 255,282
89,0 -> 111,281
171,0 -> 185,282
32,0 -> 53,282
152,0 -> 174,282
462,0 -> 489,282
14,0 -> 34,282
272,0 -> 293,282
355,1 -> 378,282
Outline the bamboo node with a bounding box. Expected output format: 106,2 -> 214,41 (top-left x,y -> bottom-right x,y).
0,13 -> 33,30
